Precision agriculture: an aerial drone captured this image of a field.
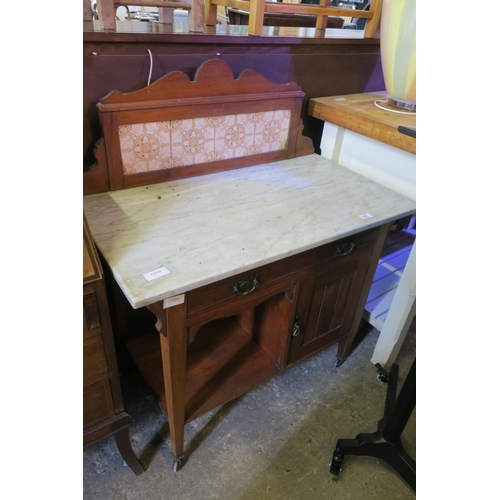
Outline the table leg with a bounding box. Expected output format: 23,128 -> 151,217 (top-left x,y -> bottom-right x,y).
149,300 -> 188,471
248,0 -> 266,36
204,0 -> 218,26
95,0 -> 116,30
188,0 -> 205,33
114,427 -> 143,476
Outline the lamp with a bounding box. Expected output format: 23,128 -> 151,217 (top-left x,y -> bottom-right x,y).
379,0 -> 416,112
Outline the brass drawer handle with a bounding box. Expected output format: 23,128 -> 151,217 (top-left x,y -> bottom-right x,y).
334,242 -> 356,257
232,276 -> 259,296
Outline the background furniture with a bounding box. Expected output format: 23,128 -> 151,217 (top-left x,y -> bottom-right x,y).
205,0 -> 382,36
330,359 -> 416,491
309,92 -> 416,368
85,0 -> 205,31
226,7 -> 344,28
83,214 -> 143,476
83,60 -> 416,472
83,24 -> 386,191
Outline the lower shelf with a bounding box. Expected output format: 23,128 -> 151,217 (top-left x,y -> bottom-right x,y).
126,316 -> 280,423
364,227 -> 416,330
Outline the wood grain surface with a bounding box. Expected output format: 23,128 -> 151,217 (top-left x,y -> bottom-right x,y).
309,92 -> 416,154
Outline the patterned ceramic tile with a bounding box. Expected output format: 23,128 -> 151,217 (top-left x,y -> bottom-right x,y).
118,110 -> 291,175
171,117 -> 216,166
119,122 -> 172,175
254,110 -> 291,153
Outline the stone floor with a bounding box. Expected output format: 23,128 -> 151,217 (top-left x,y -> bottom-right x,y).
83,320 -> 416,499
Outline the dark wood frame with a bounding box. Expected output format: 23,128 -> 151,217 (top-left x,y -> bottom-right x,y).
89,58 -> 313,193
83,215 -> 143,475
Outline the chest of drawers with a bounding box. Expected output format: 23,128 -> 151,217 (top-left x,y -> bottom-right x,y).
83,214 -> 143,475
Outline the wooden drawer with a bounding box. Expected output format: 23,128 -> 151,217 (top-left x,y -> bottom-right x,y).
187,266 -> 293,323
300,229 -> 379,279
83,335 -> 108,387
83,288 -> 103,342
84,213 -> 102,284
187,227 -> 380,321
83,379 -> 115,430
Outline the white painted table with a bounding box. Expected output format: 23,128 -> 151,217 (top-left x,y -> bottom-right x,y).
309,93 -> 416,368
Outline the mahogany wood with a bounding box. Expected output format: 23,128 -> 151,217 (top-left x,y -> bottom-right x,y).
162,302 -> 188,460
83,139 -> 110,196
91,59 -> 313,193
86,61 -> 394,469
287,251 -> 372,364
83,215 -> 143,475
83,213 -> 102,283
252,287 -> 298,369
125,316 -> 281,422
117,225 -> 387,463
234,307 -> 255,337
336,221 -> 391,361
187,227 -> 379,319
83,32 -> 384,189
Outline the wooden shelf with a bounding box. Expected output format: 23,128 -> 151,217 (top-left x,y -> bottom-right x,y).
126,316 -> 280,423
364,228 -> 416,330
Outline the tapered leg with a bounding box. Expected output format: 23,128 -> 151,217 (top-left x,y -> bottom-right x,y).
149,300 -> 188,471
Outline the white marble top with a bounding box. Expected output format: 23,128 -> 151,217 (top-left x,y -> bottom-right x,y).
83,154 -> 416,309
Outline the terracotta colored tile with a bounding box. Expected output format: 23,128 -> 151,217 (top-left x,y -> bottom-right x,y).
118,110 -> 291,175
171,117 -> 215,166
119,122 -> 171,175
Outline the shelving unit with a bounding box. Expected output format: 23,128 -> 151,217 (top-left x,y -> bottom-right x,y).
126,314 -> 283,423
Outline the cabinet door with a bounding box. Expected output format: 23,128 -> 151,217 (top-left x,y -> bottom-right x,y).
287,251 -> 372,365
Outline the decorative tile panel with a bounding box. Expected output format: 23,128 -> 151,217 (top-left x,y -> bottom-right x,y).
171,117 -> 216,166
118,110 -> 291,175
119,122 -> 171,175
254,110 -> 291,153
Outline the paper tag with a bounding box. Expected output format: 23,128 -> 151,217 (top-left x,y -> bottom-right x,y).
358,213 -> 373,219
143,267 -> 170,281
163,294 -> 185,309
334,98 -> 346,101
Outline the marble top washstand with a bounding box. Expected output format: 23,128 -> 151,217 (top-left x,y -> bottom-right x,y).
83,154 -> 416,310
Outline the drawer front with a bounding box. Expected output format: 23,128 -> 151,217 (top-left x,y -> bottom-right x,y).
83,335 -> 109,387
83,379 -> 115,430
187,227 -> 380,320
83,288 -> 102,341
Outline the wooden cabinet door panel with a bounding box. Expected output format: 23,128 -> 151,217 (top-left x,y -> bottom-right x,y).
288,251 -> 372,365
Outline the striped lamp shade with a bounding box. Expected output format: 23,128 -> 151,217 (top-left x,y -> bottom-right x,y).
380,0 -> 416,111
